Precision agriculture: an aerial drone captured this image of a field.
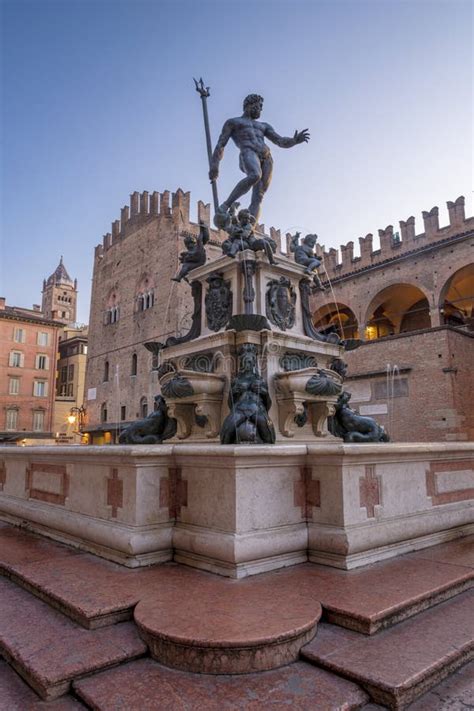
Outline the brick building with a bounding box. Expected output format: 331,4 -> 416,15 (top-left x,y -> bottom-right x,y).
309,195 -> 473,442
0,298 -> 62,443
83,190 -> 223,442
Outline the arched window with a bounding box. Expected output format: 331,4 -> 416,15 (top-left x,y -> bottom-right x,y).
140,396 -> 148,418
100,402 -> 108,423
131,353 -> 138,376
137,290 -> 154,312
110,306 -> 119,323
104,360 -> 109,382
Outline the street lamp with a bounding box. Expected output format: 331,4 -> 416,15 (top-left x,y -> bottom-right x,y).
67,406 -> 86,431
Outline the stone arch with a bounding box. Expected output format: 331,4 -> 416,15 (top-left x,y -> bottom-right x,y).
106,286 -> 119,308
312,302 -> 359,339
438,263 -> 474,330
364,283 -> 431,339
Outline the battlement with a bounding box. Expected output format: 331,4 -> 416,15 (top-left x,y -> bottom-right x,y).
318,196 -> 471,280
95,188 -> 212,255
95,188 -> 289,258
94,191 -> 471,271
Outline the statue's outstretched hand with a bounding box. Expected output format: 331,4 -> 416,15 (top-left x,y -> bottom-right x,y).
209,165 -> 219,181
294,129 -> 310,144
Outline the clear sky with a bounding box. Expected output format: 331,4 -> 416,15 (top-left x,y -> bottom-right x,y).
1,0 -> 472,324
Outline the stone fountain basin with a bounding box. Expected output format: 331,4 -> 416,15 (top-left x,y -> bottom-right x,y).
274,367 -> 342,399
160,369 -> 226,398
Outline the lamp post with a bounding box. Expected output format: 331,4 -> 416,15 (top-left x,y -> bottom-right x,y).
67,406 -> 86,432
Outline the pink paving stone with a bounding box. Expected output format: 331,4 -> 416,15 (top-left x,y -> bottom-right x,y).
1,525 -> 473,638
0,526 -> 82,570
0,578 -> 146,700
301,590 -> 474,709
0,660 -> 86,710
133,567 -> 322,673
6,551 -> 147,627
266,555 -> 474,633
73,657 -> 369,711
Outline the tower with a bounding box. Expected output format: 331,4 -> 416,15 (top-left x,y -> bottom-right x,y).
41,256 -> 78,324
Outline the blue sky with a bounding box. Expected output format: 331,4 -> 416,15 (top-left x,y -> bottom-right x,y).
1,0 -> 472,323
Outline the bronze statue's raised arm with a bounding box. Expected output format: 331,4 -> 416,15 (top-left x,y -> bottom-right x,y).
264,124 -> 310,148
209,120 -> 233,180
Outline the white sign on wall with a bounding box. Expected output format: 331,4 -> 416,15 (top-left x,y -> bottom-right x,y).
87,388 -> 97,401
359,404 -> 388,415
346,381 -> 372,402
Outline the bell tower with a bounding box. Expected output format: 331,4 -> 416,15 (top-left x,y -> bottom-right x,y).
41,256 -> 78,324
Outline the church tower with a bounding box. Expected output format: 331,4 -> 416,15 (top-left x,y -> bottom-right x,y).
41,257 -> 78,324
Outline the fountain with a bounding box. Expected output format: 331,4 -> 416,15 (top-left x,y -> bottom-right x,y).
1,82 -> 472,581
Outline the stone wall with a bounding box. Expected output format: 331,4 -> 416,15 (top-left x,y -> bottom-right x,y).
1,443 -> 473,574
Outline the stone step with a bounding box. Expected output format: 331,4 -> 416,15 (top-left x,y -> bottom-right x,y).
133,567 -> 323,673
301,589 -> 474,709
2,525 -> 472,637
73,657 -> 369,710
0,577 -> 147,701
0,660 -> 87,710
0,525 -> 145,628
271,538 -> 474,633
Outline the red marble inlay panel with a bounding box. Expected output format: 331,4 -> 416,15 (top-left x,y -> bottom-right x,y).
25,463 -> 69,505
426,459 -> 474,506
0,461 -> 6,491
160,468 -> 187,520
294,467 -> 321,520
107,468 -> 123,518
359,464 -> 381,519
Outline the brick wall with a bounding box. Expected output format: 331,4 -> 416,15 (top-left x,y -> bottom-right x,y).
344,327 -> 473,442
84,189 -> 224,432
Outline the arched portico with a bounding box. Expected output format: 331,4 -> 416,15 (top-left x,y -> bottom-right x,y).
364,283 -> 431,340
438,264 -> 474,330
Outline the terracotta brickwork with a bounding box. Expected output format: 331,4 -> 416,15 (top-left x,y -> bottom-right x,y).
84,190 -> 226,439
308,196 -> 473,443
311,195 -> 470,284
342,326 -> 473,443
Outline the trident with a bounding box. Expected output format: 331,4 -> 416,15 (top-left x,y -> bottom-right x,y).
194,77 -> 219,216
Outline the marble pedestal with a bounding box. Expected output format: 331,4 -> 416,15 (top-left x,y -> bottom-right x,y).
0,443 -> 473,576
